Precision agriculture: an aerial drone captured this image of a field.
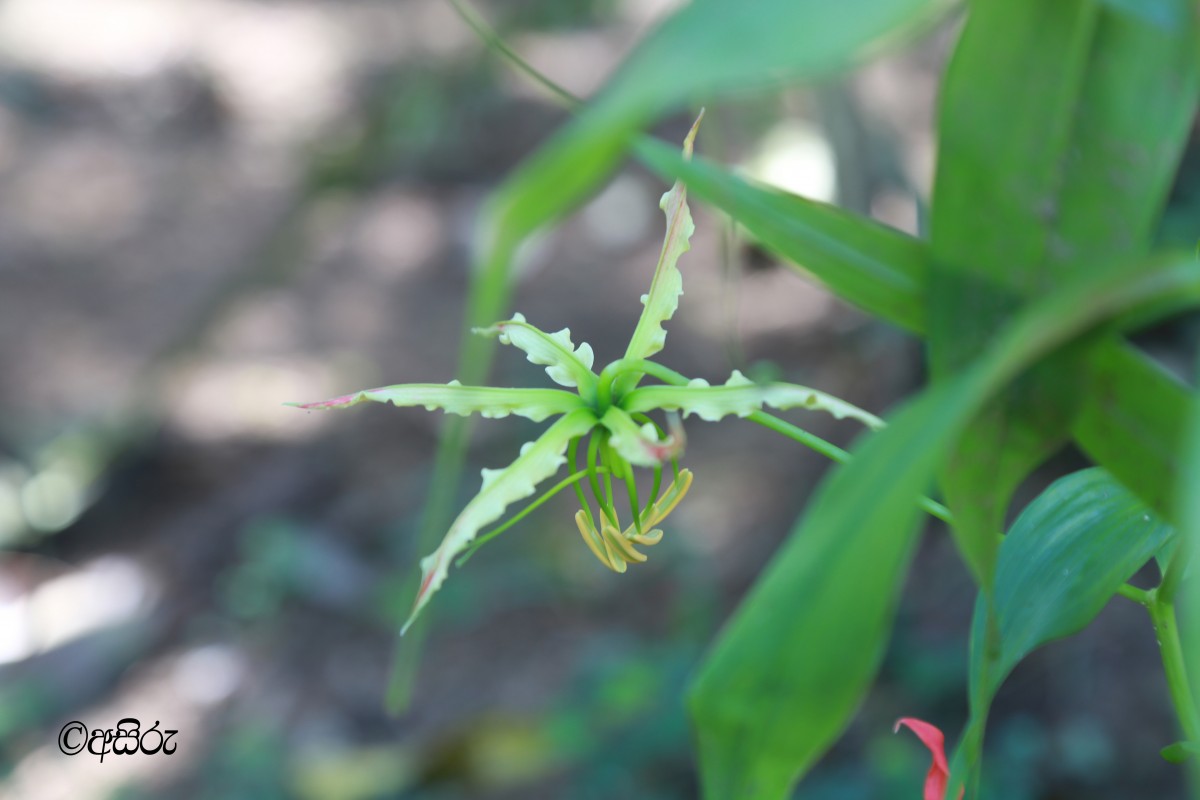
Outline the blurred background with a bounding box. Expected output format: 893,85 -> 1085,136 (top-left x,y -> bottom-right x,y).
0,1 -> 1197,798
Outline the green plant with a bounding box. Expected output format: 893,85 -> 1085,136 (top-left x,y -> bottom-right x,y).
293,117 -> 887,633
298,0 -> 1200,797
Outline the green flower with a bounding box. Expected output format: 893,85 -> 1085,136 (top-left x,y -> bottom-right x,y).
290,115 -> 882,633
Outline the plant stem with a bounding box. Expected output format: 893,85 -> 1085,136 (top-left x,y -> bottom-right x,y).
1158,543 -> 1189,606
446,0 -> 581,110
456,466 -> 610,567
749,411 -> 1160,613
746,411 -> 953,523
1149,591 -> 1200,744
1116,582 -> 1153,607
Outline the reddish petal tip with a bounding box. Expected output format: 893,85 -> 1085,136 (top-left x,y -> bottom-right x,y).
895,717 -> 958,800
291,392 -> 362,410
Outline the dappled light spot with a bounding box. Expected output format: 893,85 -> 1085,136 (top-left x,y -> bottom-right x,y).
211,291 -> 305,356
0,0 -> 194,79
352,192 -> 446,278
172,643 -> 245,705
742,120 -> 837,204
164,357 -> 342,442
19,466 -> 85,533
197,2 -> 355,141
0,555 -> 155,664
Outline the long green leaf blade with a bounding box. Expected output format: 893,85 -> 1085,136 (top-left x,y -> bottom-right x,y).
928,0 -> 1200,586
1072,339 -> 1192,521
633,140 -> 1196,525
691,251 -> 1200,799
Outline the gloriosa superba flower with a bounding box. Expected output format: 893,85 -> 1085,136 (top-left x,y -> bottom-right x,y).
291,115 -> 884,633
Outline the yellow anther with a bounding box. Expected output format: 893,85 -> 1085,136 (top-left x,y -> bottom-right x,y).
629,528 -> 662,546
576,469 -> 693,573
644,469 -> 693,528
602,521 -> 648,564
620,469 -> 694,538
576,510 -> 622,572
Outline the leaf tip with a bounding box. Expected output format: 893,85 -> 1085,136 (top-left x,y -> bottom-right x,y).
682,109 -> 705,158
401,551 -> 446,636
290,391 -> 365,410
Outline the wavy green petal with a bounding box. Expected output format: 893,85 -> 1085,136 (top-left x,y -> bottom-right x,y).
290,381 -> 584,422
474,313 -> 597,391
623,370 -> 883,429
402,408 -> 597,633
598,406 -> 683,467
615,114 -> 702,396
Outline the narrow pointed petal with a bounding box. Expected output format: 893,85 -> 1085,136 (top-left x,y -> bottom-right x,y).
289,382 -> 584,422
624,370 -> 884,428
401,408 -> 597,633
474,313 -> 597,391
894,718 -> 960,800
598,406 -> 683,467
615,113 -> 703,395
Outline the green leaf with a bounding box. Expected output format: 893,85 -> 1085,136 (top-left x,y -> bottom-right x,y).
970,468 -> 1173,702
473,313 -> 597,392
1181,365 -> 1200,747
927,0 -> 1200,586
1072,339 -> 1192,522
633,140 -> 1195,525
402,408 -> 597,633
623,370 -> 883,429
1161,741 -> 1200,764
389,0 -> 948,709
600,0 -> 952,112
691,251 -> 1200,799
289,382 -> 583,422
615,114 -> 701,396
470,0 -> 951,396
691,381 -> 967,799
959,468 -> 1175,795
927,0 -> 1098,590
